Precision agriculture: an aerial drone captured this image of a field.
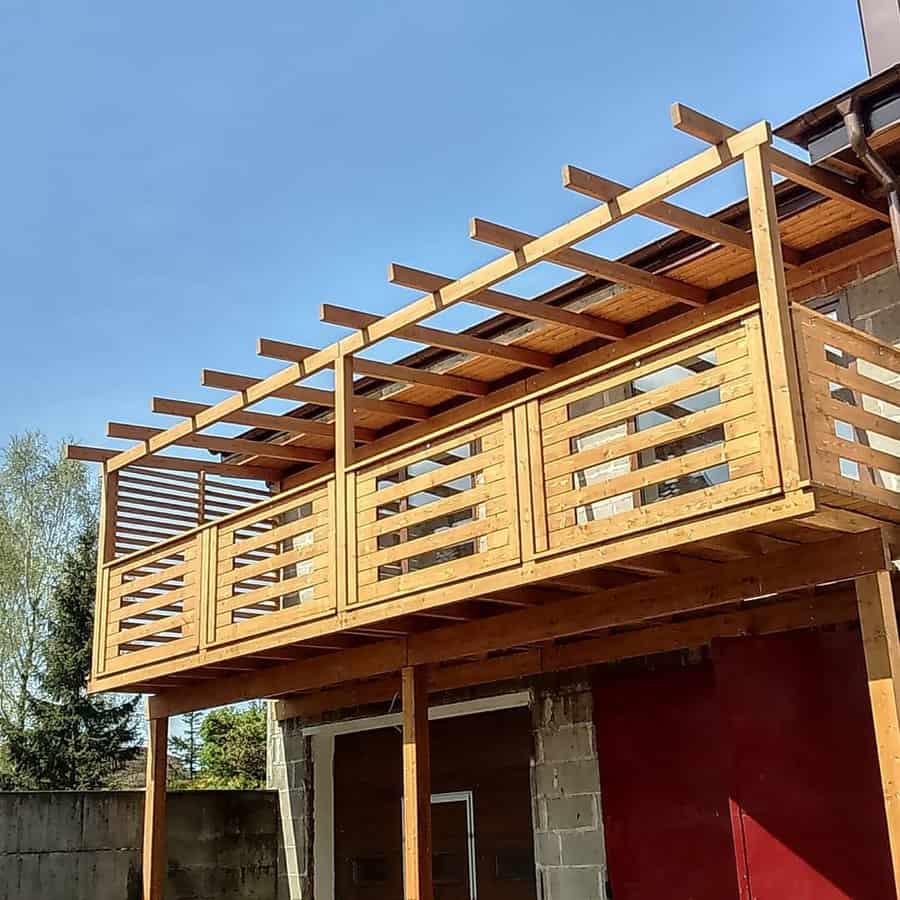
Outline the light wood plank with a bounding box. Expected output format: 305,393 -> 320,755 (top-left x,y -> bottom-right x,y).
856,568 -> 900,896
402,665 -> 433,900
142,715 -> 168,900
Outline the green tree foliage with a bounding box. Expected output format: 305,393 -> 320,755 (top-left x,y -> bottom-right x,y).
192,704 -> 267,789
0,432 -> 96,728
1,528 -> 140,789
169,710 -> 204,787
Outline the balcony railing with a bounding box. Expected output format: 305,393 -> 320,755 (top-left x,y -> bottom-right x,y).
91,304 -> 900,690
95,312 -> 812,682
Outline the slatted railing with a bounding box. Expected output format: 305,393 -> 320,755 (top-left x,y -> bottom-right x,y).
213,480 -> 335,643
353,414 -> 521,606
98,537 -> 200,675
95,308 -> 822,685
96,476 -> 334,677
532,314 -> 780,552
795,304 -> 900,514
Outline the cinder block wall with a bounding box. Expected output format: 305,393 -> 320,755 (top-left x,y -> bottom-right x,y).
0,790 -> 279,900
531,682 -> 607,900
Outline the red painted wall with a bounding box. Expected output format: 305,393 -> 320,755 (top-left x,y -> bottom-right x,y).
715,630 -> 894,900
594,663 -> 741,900
595,629 -> 894,900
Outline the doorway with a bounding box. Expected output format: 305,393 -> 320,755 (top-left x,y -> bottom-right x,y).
323,700 -> 538,900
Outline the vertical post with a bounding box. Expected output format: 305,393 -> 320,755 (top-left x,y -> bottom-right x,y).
197,469 -> 206,527
743,141 -> 810,490
402,665 -> 433,900
857,569 -> 900,895
143,714 -> 169,900
91,467 -> 118,678
334,353 -> 356,610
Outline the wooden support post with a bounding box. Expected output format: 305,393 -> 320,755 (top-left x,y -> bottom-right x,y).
857,569 -> 900,896
743,142 -> 810,490
91,467 -> 118,679
334,353 -> 355,609
142,715 -> 168,900
402,665 -> 433,900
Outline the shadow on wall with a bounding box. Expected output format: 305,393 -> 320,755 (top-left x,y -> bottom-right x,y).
0,790 -> 279,900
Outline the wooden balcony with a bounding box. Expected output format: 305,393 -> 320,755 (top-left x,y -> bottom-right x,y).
88,301 -> 900,694
66,102 -> 900,703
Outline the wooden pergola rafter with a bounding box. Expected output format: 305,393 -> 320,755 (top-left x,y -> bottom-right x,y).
70,104 -> 889,481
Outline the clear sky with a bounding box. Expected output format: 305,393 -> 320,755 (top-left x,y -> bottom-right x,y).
0,0 -> 870,453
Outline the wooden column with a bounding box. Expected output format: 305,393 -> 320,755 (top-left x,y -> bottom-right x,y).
857,569 -> 900,895
143,715 -> 169,900
743,142 -> 810,490
402,665 -> 433,900
334,352 -> 356,610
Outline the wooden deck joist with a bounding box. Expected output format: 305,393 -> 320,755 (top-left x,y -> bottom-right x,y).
200,368 -> 431,421
470,218 -> 711,306
257,336 -> 491,397
562,164 -> 808,268
387,263 -> 627,339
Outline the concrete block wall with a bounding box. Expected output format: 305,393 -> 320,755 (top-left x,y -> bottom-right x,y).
531,682 -> 607,900
0,789 -> 279,900
266,704 -> 313,900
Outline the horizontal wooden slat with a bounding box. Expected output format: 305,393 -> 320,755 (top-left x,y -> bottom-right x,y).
544,391 -> 755,483
359,484 -> 495,540
359,511 -> 505,567
547,431 -> 760,516
358,450 -> 503,511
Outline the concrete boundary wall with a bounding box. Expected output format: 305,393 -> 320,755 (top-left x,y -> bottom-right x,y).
0,790 -> 279,900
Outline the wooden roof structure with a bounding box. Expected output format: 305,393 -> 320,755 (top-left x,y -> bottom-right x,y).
69,103 -> 893,486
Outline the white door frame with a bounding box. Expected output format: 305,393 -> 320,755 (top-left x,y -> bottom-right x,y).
307,691 -> 530,900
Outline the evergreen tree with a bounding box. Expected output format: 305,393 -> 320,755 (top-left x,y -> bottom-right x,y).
169,710 -> 204,786
3,528 -> 140,789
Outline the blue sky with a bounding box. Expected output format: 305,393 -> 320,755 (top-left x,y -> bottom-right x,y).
0,1 -> 869,453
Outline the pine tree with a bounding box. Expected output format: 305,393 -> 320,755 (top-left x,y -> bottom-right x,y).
169,710 -> 204,786
3,528 -> 140,789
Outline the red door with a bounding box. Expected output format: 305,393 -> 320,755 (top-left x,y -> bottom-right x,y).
715,630 -> 894,900
594,662 -> 741,900
595,629 -> 895,900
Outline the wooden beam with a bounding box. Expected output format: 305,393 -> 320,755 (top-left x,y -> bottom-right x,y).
856,568 -> 900,895
743,144 -> 810,489
671,103 -> 891,223
388,263 -> 627,340
562,164 -> 807,268
258,336 -> 490,397
275,586 -> 863,720
106,119 -> 769,472
66,444 -> 280,482
151,397 -> 379,442
402,665 -> 433,900
147,530 -> 888,718
320,304 -> 556,369
142,715 -> 168,900
405,530 -> 885,667
106,422 -> 328,464
200,369 -> 431,422
470,218 -> 710,306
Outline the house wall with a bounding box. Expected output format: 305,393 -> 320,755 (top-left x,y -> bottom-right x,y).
267,678 -> 608,900
0,789 -> 279,900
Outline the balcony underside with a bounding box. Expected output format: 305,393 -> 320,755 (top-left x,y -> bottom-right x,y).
89,301 -> 900,699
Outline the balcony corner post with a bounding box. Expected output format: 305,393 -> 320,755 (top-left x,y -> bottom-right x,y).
743,142 -> 811,490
